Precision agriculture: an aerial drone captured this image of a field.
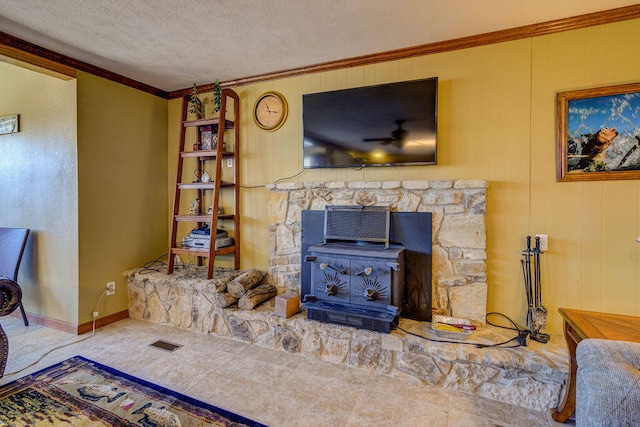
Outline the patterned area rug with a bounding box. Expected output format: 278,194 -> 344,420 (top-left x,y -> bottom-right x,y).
0,356 -> 265,426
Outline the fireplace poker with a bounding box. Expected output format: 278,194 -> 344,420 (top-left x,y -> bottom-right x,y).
521,257 -> 531,306
523,236 -> 534,328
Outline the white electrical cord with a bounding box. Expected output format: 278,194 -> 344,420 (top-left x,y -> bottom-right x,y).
3,334 -> 93,377
3,288 -> 107,377
92,288 -> 107,334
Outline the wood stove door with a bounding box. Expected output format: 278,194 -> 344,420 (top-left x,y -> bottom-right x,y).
350,260 -> 392,309
309,256 -> 350,303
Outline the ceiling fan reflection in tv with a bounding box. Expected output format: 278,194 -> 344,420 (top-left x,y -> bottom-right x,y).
363,119 -> 409,149
302,77 -> 437,169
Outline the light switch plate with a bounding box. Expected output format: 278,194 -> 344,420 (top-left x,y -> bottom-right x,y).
535,234 -> 548,251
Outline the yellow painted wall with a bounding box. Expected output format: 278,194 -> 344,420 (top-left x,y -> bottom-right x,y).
77,71 -> 168,325
168,19 -> 640,334
0,62 -> 79,324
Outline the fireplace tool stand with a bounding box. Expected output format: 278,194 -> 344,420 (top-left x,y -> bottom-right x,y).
521,236 -> 550,343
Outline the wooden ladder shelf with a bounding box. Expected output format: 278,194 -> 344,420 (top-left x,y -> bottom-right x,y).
167,89 -> 240,279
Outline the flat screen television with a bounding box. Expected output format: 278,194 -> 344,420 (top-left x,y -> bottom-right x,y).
302,77 -> 437,168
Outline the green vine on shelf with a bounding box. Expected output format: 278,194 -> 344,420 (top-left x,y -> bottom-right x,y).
212,80 -> 221,113
188,83 -> 203,119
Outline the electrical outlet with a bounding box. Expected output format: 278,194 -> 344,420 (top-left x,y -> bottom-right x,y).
93,311 -> 99,318
535,234 -> 548,251
106,281 -> 116,296
227,158 -> 233,167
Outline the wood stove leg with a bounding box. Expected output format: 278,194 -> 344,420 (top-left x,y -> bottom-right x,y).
551,322 -> 581,423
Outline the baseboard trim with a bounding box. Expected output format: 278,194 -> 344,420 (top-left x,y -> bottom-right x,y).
9,309 -> 130,335
77,310 -> 129,335
10,310 -> 77,334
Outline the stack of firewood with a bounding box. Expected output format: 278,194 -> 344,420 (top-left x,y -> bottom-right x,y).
213,269 -> 277,310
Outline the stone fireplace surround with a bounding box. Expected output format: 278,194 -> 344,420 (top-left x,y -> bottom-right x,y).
127,179 -> 568,413
267,180 -> 489,323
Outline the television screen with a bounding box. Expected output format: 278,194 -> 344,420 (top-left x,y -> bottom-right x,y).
302,77 -> 437,168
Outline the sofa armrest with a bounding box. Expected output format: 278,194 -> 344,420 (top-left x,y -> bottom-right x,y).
576,339 -> 640,427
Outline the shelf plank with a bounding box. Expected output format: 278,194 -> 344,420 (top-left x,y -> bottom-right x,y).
183,118 -> 234,128
180,150 -> 234,158
178,182 -> 215,190
171,245 -> 236,257
177,182 -> 235,190
174,214 -> 235,222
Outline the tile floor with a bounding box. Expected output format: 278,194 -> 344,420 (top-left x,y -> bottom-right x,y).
0,316 -> 572,426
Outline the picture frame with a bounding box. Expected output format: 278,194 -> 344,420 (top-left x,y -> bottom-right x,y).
0,114 -> 19,135
557,82 -> 640,182
200,127 -> 213,150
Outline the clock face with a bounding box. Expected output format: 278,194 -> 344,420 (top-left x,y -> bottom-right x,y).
254,92 -> 287,131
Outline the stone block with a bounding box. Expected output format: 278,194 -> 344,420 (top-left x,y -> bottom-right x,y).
402,180 -> 429,190
354,190 -> 377,206
442,362 -> 500,392
128,285 -> 146,320
395,191 -> 421,212
147,291 -> 168,323
423,190 -> 464,205
347,181 -> 367,188
275,182 -> 304,190
381,333 -> 404,352
454,261 -> 487,275
302,331 -> 324,358
479,376 -> 562,412
322,335 -> 350,364
213,314 -> 231,338
429,180 -> 453,189
348,338 -> 392,373
303,181 -> 325,188
310,197 -> 330,210
437,214 -> 486,249
267,191 -> 289,225
397,352 -> 449,385
449,282 -> 487,323
444,205 -> 466,214
466,191 -> 486,214
168,294 -> 193,329
325,181 -> 346,189
275,225 -> 295,254
460,249 -> 487,260
382,181 -> 401,189
274,326 -> 302,353
228,316 -> 255,342
454,180 -> 487,189
432,245 -> 453,277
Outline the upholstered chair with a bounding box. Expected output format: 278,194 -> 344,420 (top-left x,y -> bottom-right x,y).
576,338 -> 640,426
0,278 -> 23,378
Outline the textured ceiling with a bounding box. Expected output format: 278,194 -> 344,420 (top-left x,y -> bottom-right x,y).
0,0 -> 638,92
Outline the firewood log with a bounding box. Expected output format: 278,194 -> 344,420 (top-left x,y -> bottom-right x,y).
238,284 -> 277,310
227,269 -> 265,298
213,292 -> 238,308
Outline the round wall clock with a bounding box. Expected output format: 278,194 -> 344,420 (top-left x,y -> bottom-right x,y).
253,91 -> 288,131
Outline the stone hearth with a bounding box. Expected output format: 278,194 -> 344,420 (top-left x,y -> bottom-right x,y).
267,180 -> 488,322
127,267 -> 568,412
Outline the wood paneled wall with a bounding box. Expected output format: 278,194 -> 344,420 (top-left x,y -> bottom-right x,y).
167,18 -> 640,333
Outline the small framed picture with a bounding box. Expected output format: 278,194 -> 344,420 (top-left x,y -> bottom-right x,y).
201,127 -> 213,151
557,82 -> 640,181
0,114 -> 19,135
